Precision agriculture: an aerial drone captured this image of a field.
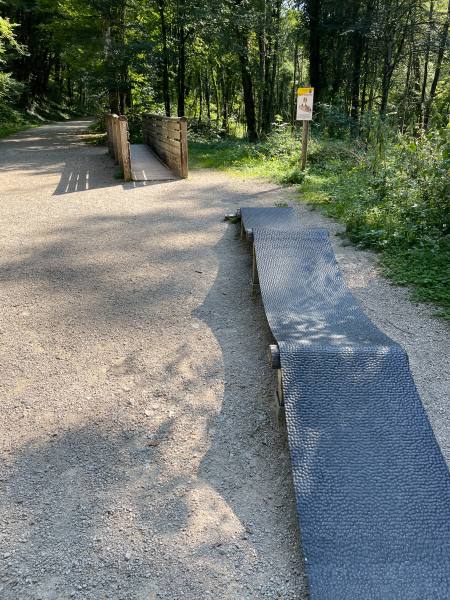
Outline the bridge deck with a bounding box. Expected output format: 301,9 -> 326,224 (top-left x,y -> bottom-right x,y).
130,144 -> 176,181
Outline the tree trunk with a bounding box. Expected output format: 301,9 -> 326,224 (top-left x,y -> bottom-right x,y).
157,0 -> 171,116
424,0 -> 450,129
205,69 -> 211,122
177,17 -> 186,116
238,34 -> 258,142
350,1 -> 363,132
291,33 -> 299,125
257,0 -> 267,134
198,71 -> 203,123
211,70 -> 220,125
221,72 -> 229,131
266,0 -> 281,129
420,0 -> 434,122
380,41 -> 393,117
306,0 -> 322,101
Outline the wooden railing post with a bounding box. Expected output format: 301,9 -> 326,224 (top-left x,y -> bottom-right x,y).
111,114 -> 119,163
179,117 -> 188,179
119,116 -> 132,182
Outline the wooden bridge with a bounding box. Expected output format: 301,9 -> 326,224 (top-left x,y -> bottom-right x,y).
105,113 -> 188,182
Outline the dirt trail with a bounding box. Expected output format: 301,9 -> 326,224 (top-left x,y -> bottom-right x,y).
0,121 -> 448,600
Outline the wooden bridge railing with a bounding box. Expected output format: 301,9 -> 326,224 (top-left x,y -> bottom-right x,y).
105,114 -> 132,181
142,114 -> 188,178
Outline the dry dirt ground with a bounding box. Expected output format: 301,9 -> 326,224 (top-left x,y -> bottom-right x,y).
0,121 -> 449,600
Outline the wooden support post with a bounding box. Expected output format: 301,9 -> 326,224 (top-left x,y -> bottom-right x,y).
268,344 -> 281,369
300,120 -> 309,171
224,212 -> 241,221
276,369 -> 285,408
180,117 -> 188,178
119,116 -> 132,182
115,118 -> 124,169
251,244 -> 259,287
111,114 -> 120,163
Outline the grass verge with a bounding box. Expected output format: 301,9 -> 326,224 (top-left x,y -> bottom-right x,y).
189,130 -> 449,322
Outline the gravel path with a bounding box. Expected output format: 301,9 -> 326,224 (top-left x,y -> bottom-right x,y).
0,120 -> 448,600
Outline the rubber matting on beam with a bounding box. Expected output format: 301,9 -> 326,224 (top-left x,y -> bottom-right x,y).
237,211 -> 450,599
240,206 -> 300,231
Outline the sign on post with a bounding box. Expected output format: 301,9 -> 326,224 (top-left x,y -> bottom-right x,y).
296,87 -> 314,170
296,87 -> 314,121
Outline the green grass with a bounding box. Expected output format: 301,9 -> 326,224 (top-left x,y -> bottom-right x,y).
189,131 -> 450,322
0,100 -> 92,140
0,117 -> 41,139
189,134 -> 306,184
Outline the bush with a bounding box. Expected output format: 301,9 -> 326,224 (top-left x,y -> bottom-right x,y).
302,126 -> 450,319
329,128 -> 449,251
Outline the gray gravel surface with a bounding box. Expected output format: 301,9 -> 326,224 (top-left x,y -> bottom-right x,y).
0,120 -> 448,600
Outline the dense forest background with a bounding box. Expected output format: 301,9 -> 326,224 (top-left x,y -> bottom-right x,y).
1,0 -> 449,134
1,0 -> 449,318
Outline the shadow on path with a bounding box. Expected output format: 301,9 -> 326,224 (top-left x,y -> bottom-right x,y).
0,207 -> 306,599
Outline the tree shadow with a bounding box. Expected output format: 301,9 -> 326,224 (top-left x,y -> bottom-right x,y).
0,120 -> 181,196
0,211 -> 306,598
194,224 -> 307,595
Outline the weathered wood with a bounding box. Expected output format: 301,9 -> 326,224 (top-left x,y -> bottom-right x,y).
252,243 -> 259,287
180,118 -> 188,178
105,113 -> 132,181
142,114 -> 188,178
269,344 -> 281,369
276,369 -> 285,407
112,115 -> 120,164
119,116 -> 132,182
144,120 -> 182,135
130,145 -> 175,181
301,120 -> 310,171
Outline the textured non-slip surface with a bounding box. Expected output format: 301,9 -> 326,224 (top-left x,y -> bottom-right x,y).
240,206 -> 299,231
242,210 -> 450,599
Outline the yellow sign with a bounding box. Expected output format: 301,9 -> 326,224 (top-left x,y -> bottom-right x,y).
297,87 -> 314,121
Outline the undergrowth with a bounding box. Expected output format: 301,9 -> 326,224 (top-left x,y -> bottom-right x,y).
0,100 -> 91,139
189,124 -> 450,322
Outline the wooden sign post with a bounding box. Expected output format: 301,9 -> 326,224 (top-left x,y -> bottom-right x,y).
296,86 -> 314,170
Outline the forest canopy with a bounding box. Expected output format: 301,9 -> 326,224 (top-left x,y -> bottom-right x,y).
0,0 -> 449,136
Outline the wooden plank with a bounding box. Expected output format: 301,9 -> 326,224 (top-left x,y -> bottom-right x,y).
179,118 -> 188,178
151,136 -> 182,154
143,125 -> 182,141
119,116 -> 132,182
112,115 -> 120,164
143,127 -> 182,142
130,144 -> 176,181
142,113 -> 186,123
142,114 -> 188,178
143,120 -> 182,134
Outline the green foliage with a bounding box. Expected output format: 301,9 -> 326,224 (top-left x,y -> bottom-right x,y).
303,127 -> 450,320
190,123 -> 306,184
324,129 -> 449,251
191,124 -> 450,321
382,245 -> 450,320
